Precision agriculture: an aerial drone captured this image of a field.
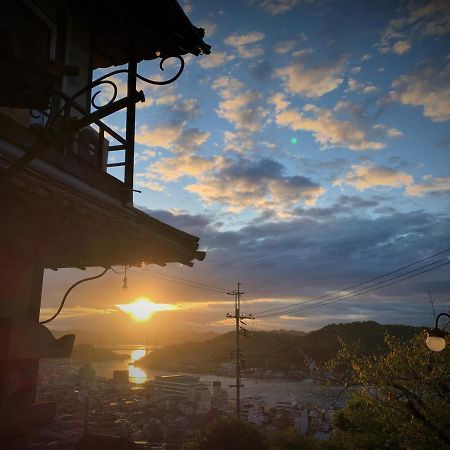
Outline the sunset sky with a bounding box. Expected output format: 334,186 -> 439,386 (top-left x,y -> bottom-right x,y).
42,0 -> 450,336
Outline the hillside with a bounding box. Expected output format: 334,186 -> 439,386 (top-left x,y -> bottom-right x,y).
138,321 -> 422,373
51,328 -> 219,346
71,344 -> 128,363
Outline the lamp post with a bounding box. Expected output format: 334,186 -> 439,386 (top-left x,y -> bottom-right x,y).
425,312 -> 449,352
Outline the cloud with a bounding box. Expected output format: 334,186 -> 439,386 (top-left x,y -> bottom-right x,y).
392,40 -> 412,55
142,154 -> 224,183
373,124 -> 403,138
334,165 -> 414,191
390,62 -> 450,122
198,51 -> 235,69
171,98 -> 200,121
185,157 -> 325,215
136,123 -> 184,149
40,306 -> 117,321
346,78 -> 378,94
224,31 -> 265,59
198,20 -> 217,37
275,51 -> 347,98
135,148 -> 157,162
213,76 -> 269,133
273,39 -> 297,54
271,95 -> 385,150
253,0 -> 300,15
378,0 -> 450,54
406,175 -> 450,197
145,206 -> 450,331
335,164 -> 450,197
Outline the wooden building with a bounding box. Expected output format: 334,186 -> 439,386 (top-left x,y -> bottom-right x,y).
0,1 -> 210,448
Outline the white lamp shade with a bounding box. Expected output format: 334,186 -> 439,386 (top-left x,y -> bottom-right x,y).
426,335 -> 446,352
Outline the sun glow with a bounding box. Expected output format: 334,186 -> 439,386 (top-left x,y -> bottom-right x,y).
116,297 -> 177,322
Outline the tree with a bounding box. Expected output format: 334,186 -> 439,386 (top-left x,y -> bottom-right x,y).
182,416 -> 268,450
329,332 -> 450,449
267,427 -> 323,450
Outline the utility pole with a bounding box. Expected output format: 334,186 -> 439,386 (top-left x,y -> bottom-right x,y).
226,282 -> 253,419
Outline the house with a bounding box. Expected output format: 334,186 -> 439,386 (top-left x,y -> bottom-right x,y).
0,1 -> 210,448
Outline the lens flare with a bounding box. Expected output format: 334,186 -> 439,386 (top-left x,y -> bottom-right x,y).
116,297 -> 177,322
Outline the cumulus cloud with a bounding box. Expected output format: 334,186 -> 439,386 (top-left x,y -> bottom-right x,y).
407,175 -> 450,196
213,76 -> 269,133
145,154 -> 225,182
335,164 -> 450,197
271,95 -> 385,150
136,122 -> 209,156
378,0 -> 450,54
252,0 -> 300,15
197,20 -> 217,37
373,124 -> 403,138
136,123 -> 184,149
334,165 -> 414,191
275,51 -> 347,98
273,39 -> 297,54
392,40 -> 412,55
198,51 -> 235,69
346,78 -> 378,94
224,31 -> 265,59
185,158 -> 325,215
390,62 -> 450,122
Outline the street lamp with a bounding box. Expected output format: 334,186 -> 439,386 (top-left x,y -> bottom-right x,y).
425,312 -> 450,352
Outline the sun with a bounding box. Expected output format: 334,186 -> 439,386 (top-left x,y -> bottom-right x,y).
116,297 -> 177,322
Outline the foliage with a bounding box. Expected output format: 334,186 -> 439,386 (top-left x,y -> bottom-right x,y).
329,332 -> 450,449
182,416 -> 268,450
267,427 -> 324,450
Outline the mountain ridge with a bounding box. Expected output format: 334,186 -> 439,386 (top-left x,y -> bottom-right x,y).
138,321 -> 423,373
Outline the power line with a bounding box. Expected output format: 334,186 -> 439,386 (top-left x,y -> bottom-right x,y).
254,257 -> 447,317
267,259 -> 450,318
255,260 -> 450,319
252,247 -> 450,316
141,267 -> 231,292
127,267 -> 229,294
256,259 -> 449,318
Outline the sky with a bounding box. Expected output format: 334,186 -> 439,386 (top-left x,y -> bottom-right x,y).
42,0 -> 450,337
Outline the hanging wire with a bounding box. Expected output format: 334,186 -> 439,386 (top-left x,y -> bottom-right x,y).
40,267 -> 110,324
122,265 -> 128,289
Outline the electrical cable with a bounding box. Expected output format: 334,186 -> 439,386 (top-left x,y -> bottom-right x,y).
140,266 -> 231,292
252,247 -> 450,316
39,267 -> 110,324
127,268 -> 229,294
254,257 -> 447,317
255,260 -> 450,319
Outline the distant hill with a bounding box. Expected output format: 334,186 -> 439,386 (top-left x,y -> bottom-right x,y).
138,321 -> 422,373
270,329 -> 306,336
71,344 -> 128,363
51,328 -> 220,347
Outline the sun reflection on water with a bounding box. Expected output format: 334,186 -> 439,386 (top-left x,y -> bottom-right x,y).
131,349 -> 146,361
129,365 -> 148,384
129,349 -> 148,383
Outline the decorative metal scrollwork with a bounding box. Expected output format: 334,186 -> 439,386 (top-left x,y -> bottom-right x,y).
78,55 -> 185,110
27,55 -> 185,130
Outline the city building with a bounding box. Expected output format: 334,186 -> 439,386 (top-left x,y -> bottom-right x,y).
150,375 -> 209,403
